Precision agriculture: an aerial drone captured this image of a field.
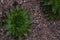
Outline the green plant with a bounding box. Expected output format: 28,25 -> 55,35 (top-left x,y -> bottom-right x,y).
5,7 -> 32,40
41,0 -> 60,21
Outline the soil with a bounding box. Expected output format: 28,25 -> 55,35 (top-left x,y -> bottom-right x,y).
0,0 -> 60,40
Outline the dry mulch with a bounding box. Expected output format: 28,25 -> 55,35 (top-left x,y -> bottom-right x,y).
0,0 -> 60,40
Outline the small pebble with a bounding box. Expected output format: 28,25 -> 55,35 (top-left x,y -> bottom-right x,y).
0,11 -> 2,17
20,0 -> 23,4
1,0 -> 3,3
1,28 -> 3,31
44,24 -> 47,27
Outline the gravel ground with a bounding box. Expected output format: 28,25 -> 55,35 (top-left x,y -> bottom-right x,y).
0,0 -> 60,40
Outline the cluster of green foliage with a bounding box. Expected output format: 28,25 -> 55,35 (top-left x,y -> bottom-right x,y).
5,7 -> 32,40
41,0 -> 60,21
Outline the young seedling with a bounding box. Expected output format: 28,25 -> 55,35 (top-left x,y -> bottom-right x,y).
5,6 -> 32,40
